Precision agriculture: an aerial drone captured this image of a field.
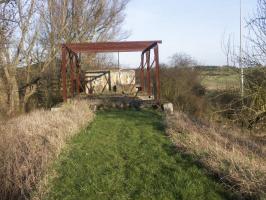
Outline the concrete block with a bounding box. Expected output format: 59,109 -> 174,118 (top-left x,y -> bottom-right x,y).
163,103 -> 174,114
51,107 -> 61,112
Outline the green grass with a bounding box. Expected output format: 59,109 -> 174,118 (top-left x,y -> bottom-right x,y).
201,74 -> 240,91
199,68 -> 240,91
46,109 -> 234,200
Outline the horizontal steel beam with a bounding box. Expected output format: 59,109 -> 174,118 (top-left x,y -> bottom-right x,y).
64,41 -> 162,53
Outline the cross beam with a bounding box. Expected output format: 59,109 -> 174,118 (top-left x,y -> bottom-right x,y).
65,41 -> 162,53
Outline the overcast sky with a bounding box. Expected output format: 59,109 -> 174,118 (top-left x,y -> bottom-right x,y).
118,0 -> 257,68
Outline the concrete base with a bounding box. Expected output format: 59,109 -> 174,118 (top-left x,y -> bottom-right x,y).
84,95 -> 158,111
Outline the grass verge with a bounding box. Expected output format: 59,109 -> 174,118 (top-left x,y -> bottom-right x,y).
166,112 -> 266,199
0,100 -> 94,200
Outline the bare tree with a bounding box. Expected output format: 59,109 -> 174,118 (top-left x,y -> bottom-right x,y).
231,0 -> 266,128
0,0 -> 129,115
169,52 -> 197,68
230,35 -> 238,67
221,33 -> 233,66
246,0 -> 266,65
0,0 -> 39,115
37,0 -> 129,65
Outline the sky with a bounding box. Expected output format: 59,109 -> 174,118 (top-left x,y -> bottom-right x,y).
118,0 -> 257,68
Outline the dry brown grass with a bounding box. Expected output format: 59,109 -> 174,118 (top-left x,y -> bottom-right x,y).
166,112 -> 266,199
0,100 -> 94,200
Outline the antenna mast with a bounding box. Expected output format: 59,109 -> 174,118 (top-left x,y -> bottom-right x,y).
240,0 -> 244,97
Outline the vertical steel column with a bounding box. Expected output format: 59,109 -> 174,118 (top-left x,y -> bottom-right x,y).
76,55 -> 80,96
140,54 -> 145,91
108,71 -> 112,91
70,54 -> 75,97
61,46 -> 67,102
146,51 -> 151,96
154,45 -> 160,101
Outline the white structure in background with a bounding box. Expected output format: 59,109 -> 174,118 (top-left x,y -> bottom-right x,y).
85,69 -> 136,94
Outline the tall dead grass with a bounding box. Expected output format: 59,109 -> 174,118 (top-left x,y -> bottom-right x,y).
166,112 -> 266,199
0,100 -> 94,200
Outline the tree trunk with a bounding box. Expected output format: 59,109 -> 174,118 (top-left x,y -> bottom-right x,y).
23,84 -> 37,112
0,76 -> 9,115
7,76 -> 20,115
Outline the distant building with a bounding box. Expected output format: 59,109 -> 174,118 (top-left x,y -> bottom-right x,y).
85,69 -> 136,94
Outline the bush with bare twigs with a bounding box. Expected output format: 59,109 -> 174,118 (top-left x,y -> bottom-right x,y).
0,100 -> 94,200
160,66 -> 207,117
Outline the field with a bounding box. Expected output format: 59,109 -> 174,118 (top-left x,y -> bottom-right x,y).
198,67 -> 240,91
44,109 -> 235,200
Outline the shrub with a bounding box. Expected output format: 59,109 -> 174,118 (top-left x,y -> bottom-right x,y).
160,67 -> 207,117
244,68 -> 266,129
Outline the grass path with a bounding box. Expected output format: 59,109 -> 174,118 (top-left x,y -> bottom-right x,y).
47,110 -> 233,200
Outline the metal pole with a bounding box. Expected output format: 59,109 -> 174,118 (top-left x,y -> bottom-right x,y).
70,54 -> 75,97
154,45 -> 160,101
108,71 -> 111,91
76,56 -> 80,97
118,51 -> 121,89
240,0 -> 244,97
61,46 -> 67,102
146,51 -> 151,96
118,51 -> 120,69
140,54 -> 145,91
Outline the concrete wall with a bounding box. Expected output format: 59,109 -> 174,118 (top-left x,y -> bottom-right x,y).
85,69 -> 136,94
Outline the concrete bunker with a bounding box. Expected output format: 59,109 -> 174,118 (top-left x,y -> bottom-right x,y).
85,69 -> 136,95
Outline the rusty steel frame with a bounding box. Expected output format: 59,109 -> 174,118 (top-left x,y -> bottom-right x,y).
146,51 -> 151,96
61,41 -> 162,102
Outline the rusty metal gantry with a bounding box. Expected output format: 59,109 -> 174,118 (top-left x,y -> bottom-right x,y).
61,41 -> 162,102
